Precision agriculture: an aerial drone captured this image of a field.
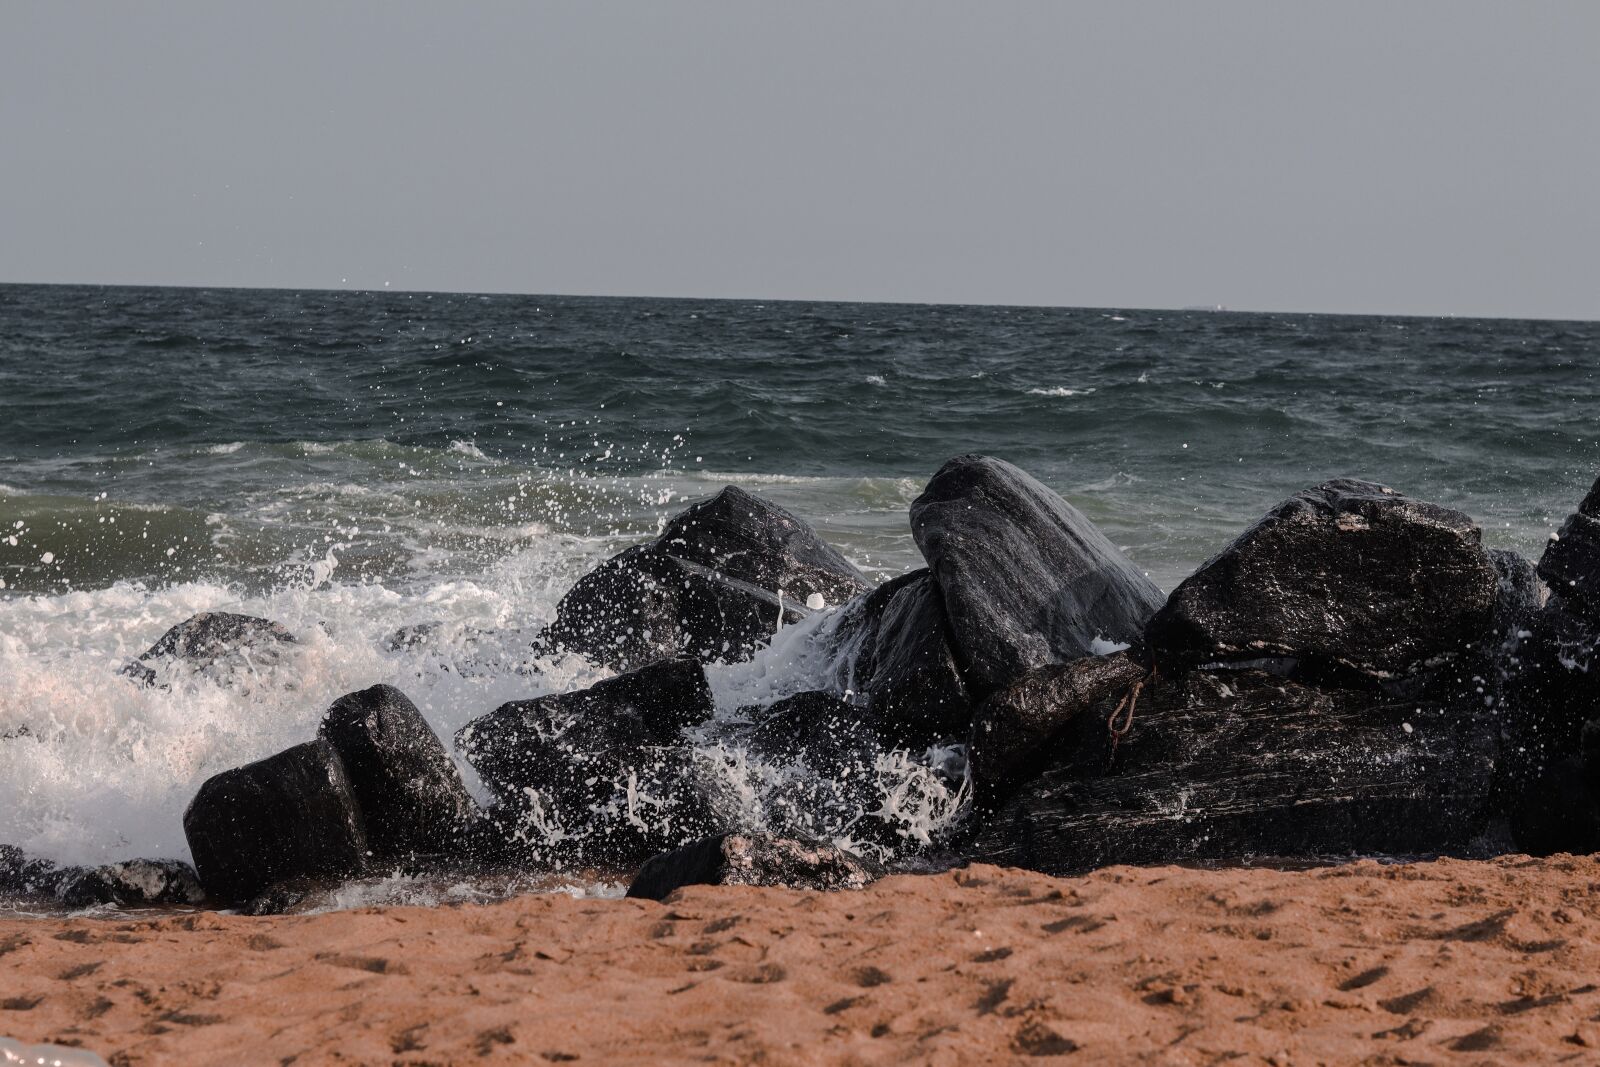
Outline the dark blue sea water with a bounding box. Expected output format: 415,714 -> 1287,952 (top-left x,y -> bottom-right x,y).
1,282 -> 1596,886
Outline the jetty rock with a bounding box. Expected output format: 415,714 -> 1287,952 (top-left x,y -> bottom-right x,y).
910,455 -> 1164,701
1499,474 -> 1600,854
318,684 -> 479,860
966,667 -> 1500,875
545,485 -> 869,671
120,610 -> 298,686
827,568 -> 970,745
1537,473 -> 1600,619
183,739 -> 369,905
456,658 -> 719,867
625,832 -> 881,901
1145,479 -> 1501,686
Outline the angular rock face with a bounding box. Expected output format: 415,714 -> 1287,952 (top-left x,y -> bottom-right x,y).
966,669 -> 1499,875
624,832 -> 881,901
318,684 -> 478,859
1146,479 -> 1501,684
910,455 -> 1164,701
120,611 -> 298,686
967,651 -> 1146,804
546,486 -> 869,671
456,659 -> 718,866
829,569 -> 969,743
1537,475 -> 1600,619
182,739 -> 369,904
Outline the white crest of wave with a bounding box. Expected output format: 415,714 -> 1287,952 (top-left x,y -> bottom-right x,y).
1027,386 -> 1097,397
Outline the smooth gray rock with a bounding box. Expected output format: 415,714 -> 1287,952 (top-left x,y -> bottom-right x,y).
910,455 -> 1163,701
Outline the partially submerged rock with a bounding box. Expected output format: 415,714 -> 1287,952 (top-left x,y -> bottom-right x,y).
546,486 -> 868,670
967,668 -> 1499,874
967,650 -> 1146,804
910,455 -> 1163,700
54,858 -> 205,909
183,739 -> 369,904
121,611 -> 298,685
1146,479 -> 1501,685
625,832 -> 881,901
319,684 -> 478,859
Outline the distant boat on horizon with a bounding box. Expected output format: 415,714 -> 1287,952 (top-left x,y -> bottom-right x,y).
1182,304 -> 1229,312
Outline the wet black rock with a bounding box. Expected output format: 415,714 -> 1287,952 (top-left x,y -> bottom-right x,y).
546,486 -> 869,670
741,690 -> 876,763
966,668 -> 1499,874
967,650 -> 1146,804
182,739 -> 369,904
1146,479 -> 1501,685
1507,755 -> 1600,857
54,858 -> 205,908
910,455 -> 1164,701
625,832 -> 881,901
318,684 -> 478,859
0,844 -> 64,897
1537,475 -> 1600,620
456,658 -> 719,867
120,611 -> 298,686
457,658 -> 713,798
831,569 -> 970,743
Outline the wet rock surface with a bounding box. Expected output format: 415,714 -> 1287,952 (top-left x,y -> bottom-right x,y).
967,650 -> 1147,804
546,486 -> 868,670
318,684 -> 479,860
457,658 -> 720,867
120,611 -> 298,686
967,669 -> 1500,874
183,739 -> 369,905
1146,479 -> 1501,684
625,832 -> 881,901
910,454 -> 1164,700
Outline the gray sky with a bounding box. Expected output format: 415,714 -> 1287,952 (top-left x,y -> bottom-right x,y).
2,2 -> 1596,318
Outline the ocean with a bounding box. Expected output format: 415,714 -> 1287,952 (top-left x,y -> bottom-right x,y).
2,283 -> 1597,896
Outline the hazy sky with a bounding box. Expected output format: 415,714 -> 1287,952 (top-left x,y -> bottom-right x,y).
3,2 -> 1596,318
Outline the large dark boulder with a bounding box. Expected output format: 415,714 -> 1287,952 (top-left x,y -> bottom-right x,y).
1146,479 -> 1501,685
318,684 -> 478,859
909,455 -> 1164,701
966,668 -> 1499,874
545,486 -> 869,670
456,659 -> 719,867
120,611 -> 298,686
967,650 -> 1147,804
828,569 -> 969,743
625,832 -> 881,901
182,739 -> 369,904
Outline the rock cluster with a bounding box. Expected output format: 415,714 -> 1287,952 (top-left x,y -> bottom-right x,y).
20,455 -> 1600,911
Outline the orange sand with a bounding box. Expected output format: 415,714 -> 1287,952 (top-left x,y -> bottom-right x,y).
4,855 -> 1600,1065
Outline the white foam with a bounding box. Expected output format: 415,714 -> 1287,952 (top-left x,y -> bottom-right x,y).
1027,386 -> 1097,397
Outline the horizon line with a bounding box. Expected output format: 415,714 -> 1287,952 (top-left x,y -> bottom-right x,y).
1,278 -> 1594,326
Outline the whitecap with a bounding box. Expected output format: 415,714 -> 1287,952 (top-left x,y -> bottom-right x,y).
1027,386 -> 1097,398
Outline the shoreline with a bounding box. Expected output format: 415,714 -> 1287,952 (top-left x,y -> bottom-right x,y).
4,854 -> 1597,1065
